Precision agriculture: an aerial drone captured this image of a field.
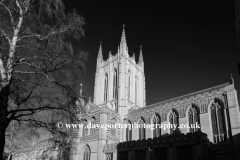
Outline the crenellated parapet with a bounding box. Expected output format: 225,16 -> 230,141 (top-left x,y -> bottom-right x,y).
117,131 -> 209,149
115,131 -> 212,160
103,143 -> 118,152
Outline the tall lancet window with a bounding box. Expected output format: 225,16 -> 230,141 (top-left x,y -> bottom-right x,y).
210,100 -> 226,143
169,109 -> 179,135
90,117 -> 96,135
82,120 -> 88,137
83,145 -> 91,160
111,119 -> 117,136
152,114 -> 161,138
128,71 -> 131,100
138,118 -> 145,140
113,69 -> 118,99
126,121 -> 132,141
104,73 -> 108,102
188,105 -> 200,133
135,76 -> 138,105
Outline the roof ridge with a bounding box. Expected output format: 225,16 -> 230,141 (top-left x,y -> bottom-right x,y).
128,82 -> 231,115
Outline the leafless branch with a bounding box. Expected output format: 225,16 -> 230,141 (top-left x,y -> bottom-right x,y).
16,86 -> 35,106
0,30 -> 11,43
9,105 -> 74,117
12,77 -> 55,88
19,25 -> 73,41
0,0 -> 14,26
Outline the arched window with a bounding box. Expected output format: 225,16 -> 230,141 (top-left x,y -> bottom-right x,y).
126,121 -> 132,141
138,118 -> 145,140
83,145 -> 91,160
169,109 -> 179,135
82,120 -> 88,137
111,119 -> 117,136
188,105 -> 200,133
152,114 -> 161,138
113,69 -> 118,99
104,73 -> 108,102
162,112 -> 167,122
106,153 -> 113,160
210,100 -> 226,143
90,118 -> 96,135
128,71 -> 131,100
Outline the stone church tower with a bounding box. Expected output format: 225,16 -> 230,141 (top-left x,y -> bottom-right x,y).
93,26 -> 146,119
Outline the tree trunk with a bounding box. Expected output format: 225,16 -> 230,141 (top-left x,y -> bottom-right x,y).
0,84 -> 10,160
0,124 -> 7,160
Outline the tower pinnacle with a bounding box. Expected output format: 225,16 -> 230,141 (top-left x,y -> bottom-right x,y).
109,51 -> 112,57
230,74 -> 234,85
98,41 -> 103,59
139,45 -> 144,63
121,24 -> 126,44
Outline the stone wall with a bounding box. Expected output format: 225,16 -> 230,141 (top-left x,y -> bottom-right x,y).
113,132 -> 211,160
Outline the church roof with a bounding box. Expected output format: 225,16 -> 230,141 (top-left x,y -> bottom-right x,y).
127,82 -> 234,116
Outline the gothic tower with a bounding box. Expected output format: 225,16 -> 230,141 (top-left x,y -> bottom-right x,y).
93,26 -> 146,119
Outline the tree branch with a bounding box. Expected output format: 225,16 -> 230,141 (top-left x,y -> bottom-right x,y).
0,30 -> 11,43
5,0 -> 24,82
16,86 -> 35,106
14,118 -> 50,129
0,57 -> 6,81
0,0 -> 14,26
12,77 -> 54,88
9,106 -> 74,116
19,24 -> 74,41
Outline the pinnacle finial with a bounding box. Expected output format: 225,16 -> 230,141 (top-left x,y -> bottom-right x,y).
139,45 -> 143,63
230,74 -> 234,84
109,51 -> 112,57
121,24 -> 126,44
80,83 -> 83,97
98,41 -> 102,58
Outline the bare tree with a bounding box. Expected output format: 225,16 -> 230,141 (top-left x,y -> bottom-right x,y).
0,0 -> 87,159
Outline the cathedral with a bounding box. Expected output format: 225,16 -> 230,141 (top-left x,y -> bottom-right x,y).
72,27 -> 240,160
13,27 -> 240,160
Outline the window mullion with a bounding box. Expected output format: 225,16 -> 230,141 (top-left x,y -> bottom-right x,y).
215,106 -> 221,142
192,111 -> 195,132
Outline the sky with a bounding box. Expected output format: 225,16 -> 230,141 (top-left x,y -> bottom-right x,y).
65,0 -> 240,106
